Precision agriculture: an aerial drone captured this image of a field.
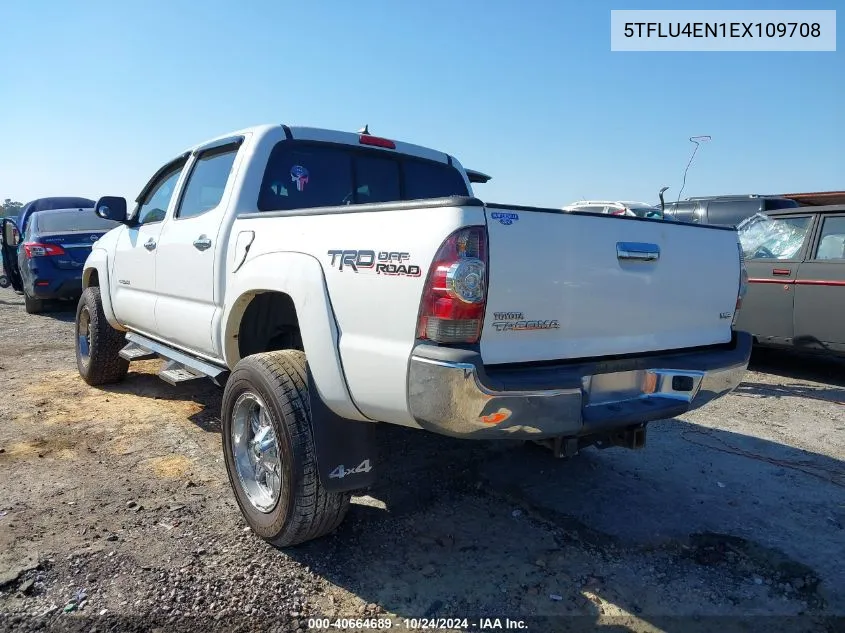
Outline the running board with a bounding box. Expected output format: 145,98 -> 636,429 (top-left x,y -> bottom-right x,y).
122,332 -> 230,387
119,342 -> 157,361
159,360 -> 205,385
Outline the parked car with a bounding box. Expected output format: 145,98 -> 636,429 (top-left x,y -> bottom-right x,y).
1,197 -> 97,296
75,123 -> 750,547
735,205 -> 845,356
562,200 -> 663,218
16,196 -> 96,236
662,194 -> 800,227
3,207 -> 119,313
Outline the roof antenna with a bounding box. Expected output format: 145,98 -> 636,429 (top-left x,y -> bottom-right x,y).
358,124 -> 370,135
677,135 -> 711,203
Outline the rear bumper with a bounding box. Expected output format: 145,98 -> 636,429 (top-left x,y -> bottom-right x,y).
407,331 -> 752,440
28,276 -> 83,300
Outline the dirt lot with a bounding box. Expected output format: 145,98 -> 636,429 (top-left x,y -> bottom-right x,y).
1,286 -> 844,633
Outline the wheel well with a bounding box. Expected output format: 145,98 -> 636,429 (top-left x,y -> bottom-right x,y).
85,269 -> 100,287
237,292 -> 303,358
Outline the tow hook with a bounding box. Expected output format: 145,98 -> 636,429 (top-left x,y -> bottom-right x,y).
534,424 -> 648,458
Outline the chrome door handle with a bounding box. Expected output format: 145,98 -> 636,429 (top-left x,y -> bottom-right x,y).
617,242 -> 660,261
193,235 -> 212,251
144,238 -> 157,251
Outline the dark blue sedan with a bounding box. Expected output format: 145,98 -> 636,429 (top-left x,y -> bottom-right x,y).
16,208 -> 120,313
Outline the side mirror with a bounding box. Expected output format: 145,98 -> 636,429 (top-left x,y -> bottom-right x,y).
2,218 -> 20,246
95,196 -> 128,223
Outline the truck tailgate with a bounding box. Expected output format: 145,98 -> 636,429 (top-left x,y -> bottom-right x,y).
481,207 -> 741,364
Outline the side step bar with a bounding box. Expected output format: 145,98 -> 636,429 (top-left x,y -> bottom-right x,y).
119,332 -> 230,387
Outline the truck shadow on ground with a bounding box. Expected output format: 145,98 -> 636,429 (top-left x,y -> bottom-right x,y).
749,348 -> 845,388
273,417 -> 845,630
96,357 -> 845,627
733,381 -> 845,406
44,333 -> 844,628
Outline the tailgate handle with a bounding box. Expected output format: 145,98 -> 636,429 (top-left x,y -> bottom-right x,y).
617,242 -> 660,261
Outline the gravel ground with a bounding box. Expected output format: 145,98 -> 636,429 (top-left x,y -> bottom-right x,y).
1,286 -> 844,633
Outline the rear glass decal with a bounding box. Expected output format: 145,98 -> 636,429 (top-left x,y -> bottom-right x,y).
290,165 -> 310,192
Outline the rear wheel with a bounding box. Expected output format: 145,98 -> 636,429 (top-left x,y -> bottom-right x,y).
75,287 -> 129,386
221,350 -> 351,547
23,291 -> 45,314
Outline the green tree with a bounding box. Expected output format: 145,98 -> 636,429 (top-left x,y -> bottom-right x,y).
0,198 -> 23,218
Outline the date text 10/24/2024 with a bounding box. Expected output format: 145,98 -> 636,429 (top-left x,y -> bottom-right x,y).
307,617 -> 529,630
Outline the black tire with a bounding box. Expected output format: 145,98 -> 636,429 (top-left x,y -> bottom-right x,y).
221,350 -> 351,547
75,287 -> 129,386
23,292 -> 45,314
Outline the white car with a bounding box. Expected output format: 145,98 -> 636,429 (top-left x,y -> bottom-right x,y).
563,200 -> 662,218
76,123 -> 750,546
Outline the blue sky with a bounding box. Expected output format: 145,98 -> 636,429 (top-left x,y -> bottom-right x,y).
1,0 -> 842,208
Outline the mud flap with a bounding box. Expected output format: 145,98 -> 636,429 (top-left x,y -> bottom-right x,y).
307,368 -> 377,493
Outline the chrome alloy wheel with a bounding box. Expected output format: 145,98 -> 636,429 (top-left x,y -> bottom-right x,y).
231,392 -> 283,513
77,306 -> 91,361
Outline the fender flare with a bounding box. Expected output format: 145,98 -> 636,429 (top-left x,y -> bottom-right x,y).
220,251 -> 377,492
220,250 -> 369,424
82,249 -> 126,332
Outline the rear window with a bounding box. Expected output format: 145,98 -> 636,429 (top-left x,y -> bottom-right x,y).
257,141 -> 469,212
34,210 -> 120,233
25,197 -> 96,212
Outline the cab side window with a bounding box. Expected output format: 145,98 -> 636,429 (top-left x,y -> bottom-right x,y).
813,217 -> 845,261
176,145 -> 240,219
134,162 -> 186,225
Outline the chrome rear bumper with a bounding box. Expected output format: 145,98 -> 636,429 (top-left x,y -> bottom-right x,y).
407,332 -> 751,439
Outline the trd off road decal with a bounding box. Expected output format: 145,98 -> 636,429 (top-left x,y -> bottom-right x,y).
491,311 -> 560,332
327,249 -> 421,277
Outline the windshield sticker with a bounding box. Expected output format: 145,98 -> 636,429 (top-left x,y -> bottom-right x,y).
290,165 -> 310,192
491,212 -> 519,226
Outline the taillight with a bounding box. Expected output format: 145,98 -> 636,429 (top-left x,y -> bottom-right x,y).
416,226 -> 488,344
24,242 -> 66,258
359,134 -> 396,149
733,242 -> 748,326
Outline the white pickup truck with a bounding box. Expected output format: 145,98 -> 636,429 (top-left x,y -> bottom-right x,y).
77,123 -> 751,546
